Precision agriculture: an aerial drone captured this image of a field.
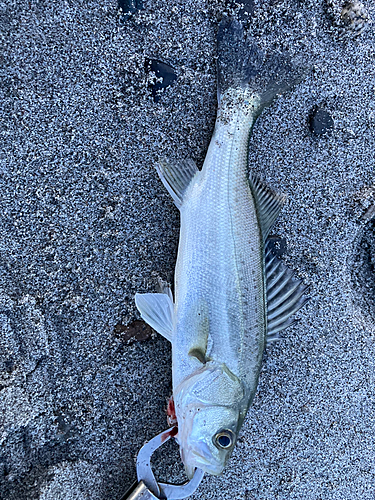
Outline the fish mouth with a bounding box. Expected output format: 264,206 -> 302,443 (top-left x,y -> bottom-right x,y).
183,445 -> 224,478
184,456 -> 224,478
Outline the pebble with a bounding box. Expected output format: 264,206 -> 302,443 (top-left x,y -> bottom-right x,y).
309,107 -> 334,136
145,59 -> 178,103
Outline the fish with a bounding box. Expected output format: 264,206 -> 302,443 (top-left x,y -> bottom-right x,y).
135,17 -> 308,478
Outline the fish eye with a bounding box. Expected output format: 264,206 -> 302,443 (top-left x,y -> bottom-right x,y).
214,430 -> 235,450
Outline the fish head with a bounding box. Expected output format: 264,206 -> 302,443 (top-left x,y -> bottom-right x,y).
174,361 -> 245,477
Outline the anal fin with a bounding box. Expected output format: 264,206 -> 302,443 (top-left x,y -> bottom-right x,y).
265,240 -> 309,344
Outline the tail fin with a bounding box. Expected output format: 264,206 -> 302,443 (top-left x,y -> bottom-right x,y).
217,18 -> 308,112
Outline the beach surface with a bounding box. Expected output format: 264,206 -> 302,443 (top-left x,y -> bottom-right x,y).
1,0 -> 375,498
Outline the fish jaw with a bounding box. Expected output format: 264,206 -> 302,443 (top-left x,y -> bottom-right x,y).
182,443 -> 225,478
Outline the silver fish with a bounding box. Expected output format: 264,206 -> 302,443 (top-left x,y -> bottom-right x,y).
135,18 -> 308,478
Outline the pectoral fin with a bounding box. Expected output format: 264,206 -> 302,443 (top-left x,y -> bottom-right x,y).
135,291 -> 174,342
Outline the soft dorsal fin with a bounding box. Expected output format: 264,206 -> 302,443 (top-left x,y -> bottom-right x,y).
135,289 -> 175,342
249,173 -> 286,241
156,158 -> 199,208
265,240 -> 309,345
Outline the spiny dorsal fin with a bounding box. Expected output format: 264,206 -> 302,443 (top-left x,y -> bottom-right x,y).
156,158 -> 199,208
249,173 -> 286,241
135,288 -> 174,342
265,240 -> 309,345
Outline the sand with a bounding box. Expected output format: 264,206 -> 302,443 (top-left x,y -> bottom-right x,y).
1,0 -> 375,498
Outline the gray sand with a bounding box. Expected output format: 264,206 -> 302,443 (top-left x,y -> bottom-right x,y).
1,0 -> 375,498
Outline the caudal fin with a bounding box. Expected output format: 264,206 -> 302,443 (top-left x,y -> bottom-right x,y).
217,17 -> 308,112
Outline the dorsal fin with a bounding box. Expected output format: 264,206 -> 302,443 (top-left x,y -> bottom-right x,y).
265,240 -> 309,344
156,158 -> 199,208
249,173 -> 286,241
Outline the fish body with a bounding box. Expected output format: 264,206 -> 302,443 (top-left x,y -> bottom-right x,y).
136,19 -> 308,478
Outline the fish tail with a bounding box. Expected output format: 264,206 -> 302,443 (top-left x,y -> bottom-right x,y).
217,17 -> 308,112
